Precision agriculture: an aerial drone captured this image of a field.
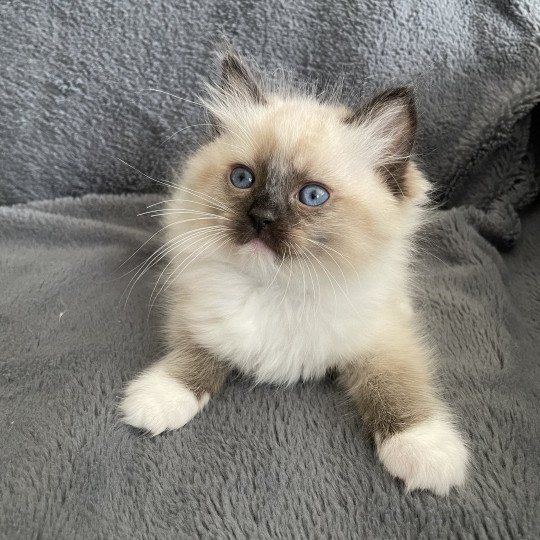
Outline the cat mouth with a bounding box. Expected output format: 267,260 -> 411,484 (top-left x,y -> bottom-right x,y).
244,238 -> 275,254
233,227 -> 282,257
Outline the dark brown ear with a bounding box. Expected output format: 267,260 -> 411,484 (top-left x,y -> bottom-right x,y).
345,87 -> 417,197
220,52 -> 266,105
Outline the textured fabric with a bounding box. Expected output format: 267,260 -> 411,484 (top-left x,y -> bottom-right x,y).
1,194 -> 538,538
1,1 -> 540,245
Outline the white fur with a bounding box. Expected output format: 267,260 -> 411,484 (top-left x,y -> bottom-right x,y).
376,417 -> 468,495
120,364 -> 209,436
173,250 -> 408,385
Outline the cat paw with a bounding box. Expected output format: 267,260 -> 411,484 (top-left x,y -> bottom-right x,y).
120,364 -> 209,436
376,417 -> 468,495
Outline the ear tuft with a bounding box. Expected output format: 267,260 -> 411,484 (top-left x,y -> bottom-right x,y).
345,86 -> 417,197
219,52 -> 266,105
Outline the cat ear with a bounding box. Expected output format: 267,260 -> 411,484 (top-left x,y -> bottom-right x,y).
345,87 -> 417,197
219,52 -> 266,105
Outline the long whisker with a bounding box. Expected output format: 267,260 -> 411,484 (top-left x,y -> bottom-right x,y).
292,245 -> 307,324
170,183 -> 239,216
304,245 -> 360,317
118,218 -> 192,270
140,88 -> 203,107
138,209 -> 231,220
148,230 -> 226,309
149,233 -> 229,312
160,123 -> 215,147
145,199 -> 176,209
121,225 -> 226,306
299,248 -> 316,303
302,237 -> 354,266
264,250 -> 286,291
301,247 -> 322,314
293,235 -> 357,284
116,158 -> 179,190
302,246 -> 338,319
146,197 -> 234,216
116,158 -> 237,215
118,209 -> 227,273
277,245 -> 294,309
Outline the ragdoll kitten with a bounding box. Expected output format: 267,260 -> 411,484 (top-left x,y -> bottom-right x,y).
121,53 -> 468,495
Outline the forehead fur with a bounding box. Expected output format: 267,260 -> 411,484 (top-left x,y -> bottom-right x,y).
205,93 -> 397,203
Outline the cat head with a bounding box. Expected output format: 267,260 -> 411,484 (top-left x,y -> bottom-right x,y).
164,53 -> 429,285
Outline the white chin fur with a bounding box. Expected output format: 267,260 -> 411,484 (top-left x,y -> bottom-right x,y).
376,417 -> 468,496
120,364 -> 209,436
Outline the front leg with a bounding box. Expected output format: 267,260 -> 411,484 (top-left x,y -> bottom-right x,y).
120,341 -> 228,436
339,326 -> 468,495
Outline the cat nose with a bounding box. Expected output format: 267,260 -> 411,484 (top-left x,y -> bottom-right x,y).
248,207 -> 275,233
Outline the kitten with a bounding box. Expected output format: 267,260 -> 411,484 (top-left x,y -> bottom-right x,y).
120,53 -> 468,495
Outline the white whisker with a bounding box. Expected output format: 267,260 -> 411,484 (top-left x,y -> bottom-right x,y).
140,88 -> 202,107
121,225 -> 226,306
149,232 -> 229,312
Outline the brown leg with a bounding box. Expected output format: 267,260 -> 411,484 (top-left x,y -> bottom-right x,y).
339,323 -> 468,495
120,339 -> 228,436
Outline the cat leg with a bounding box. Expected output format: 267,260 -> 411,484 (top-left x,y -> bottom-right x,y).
339,327 -> 468,495
120,343 -> 228,436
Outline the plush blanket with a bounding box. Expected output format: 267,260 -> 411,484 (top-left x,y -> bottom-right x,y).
1,0 -> 540,537
1,194 -> 538,538
1,0 -> 539,248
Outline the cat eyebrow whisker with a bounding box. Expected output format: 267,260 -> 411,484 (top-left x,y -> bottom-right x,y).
227,117 -> 261,154
116,158 -> 180,190
159,123 -> 216,147
139,88 -> 204,107
218,139 -> 254,155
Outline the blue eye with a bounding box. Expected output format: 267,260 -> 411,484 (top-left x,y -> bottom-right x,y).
230,166 -> 254,189
298,184 -> 329,206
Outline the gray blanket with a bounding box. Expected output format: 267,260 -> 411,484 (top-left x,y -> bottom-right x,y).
1,0 -> 539,248
2,0 -> 540,537
1,194 -> 538,538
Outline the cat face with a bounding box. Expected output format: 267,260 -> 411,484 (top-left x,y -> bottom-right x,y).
164,54 -> 429,284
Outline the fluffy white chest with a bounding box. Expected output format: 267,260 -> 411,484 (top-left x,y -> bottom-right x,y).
177,262 -> 386,384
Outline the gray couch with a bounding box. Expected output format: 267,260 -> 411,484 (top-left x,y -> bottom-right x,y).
1,1 -> 539,538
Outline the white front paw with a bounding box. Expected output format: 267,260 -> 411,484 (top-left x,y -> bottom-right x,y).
377,417 -> 468,495
120,364 -> 209,436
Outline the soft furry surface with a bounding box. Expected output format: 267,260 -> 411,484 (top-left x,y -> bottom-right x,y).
1,0 -> 540,536
1,194 -> 538,538
1,0 -> 539,247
